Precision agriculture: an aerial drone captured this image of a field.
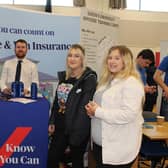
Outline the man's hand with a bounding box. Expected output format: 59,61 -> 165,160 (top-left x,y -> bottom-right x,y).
2,88 -> 11,95
144,85 -> 156,94
163,86 -> 168,99
24,89 -> 30,95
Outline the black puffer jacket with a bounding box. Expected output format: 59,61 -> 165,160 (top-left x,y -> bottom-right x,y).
50,67 -> 97,145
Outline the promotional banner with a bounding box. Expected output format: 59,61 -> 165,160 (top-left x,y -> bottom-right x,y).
0,98 -> 50,168
80,8 -> 119,76
0,7 -> 80,102
0,7 -> 80,77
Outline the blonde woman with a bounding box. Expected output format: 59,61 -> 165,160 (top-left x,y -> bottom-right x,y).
47,44 -> 97,168
85,45 -> 144,168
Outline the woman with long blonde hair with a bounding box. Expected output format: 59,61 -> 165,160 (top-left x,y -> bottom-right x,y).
47,44 -> 97,168
85,45 -> 144,168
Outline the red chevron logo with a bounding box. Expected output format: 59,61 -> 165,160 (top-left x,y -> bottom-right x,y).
0,127 -> 32,167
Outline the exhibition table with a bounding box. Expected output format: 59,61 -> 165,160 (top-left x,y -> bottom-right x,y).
0,98 -> 50,168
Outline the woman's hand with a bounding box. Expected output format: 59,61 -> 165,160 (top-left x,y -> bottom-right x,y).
85,101 -> 99,117
48,124 -> 55,135
58,99 -> 66,113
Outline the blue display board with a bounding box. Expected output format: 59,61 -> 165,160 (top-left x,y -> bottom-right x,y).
0,98 -> 50,168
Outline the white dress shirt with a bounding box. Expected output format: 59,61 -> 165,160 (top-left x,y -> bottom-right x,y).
92,76 -> 144,165
0,57 -> 39,91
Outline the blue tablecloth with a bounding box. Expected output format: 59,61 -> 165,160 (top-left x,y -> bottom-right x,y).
0,98 -> 50,168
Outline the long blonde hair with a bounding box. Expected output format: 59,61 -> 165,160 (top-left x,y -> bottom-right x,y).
98,45 -> 140,88
65,44 -> 86,79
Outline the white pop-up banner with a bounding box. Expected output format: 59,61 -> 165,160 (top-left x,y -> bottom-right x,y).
80,8 -> 119,76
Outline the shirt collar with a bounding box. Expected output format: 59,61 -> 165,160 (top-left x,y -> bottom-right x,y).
15,57 -> 27,63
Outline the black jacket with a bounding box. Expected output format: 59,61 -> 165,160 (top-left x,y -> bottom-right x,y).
50,67 -> 97,145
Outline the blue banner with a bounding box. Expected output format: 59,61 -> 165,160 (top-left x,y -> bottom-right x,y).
0,98 -> 50,168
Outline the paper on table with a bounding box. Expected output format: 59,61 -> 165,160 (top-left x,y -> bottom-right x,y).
8,98 -> 37,104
